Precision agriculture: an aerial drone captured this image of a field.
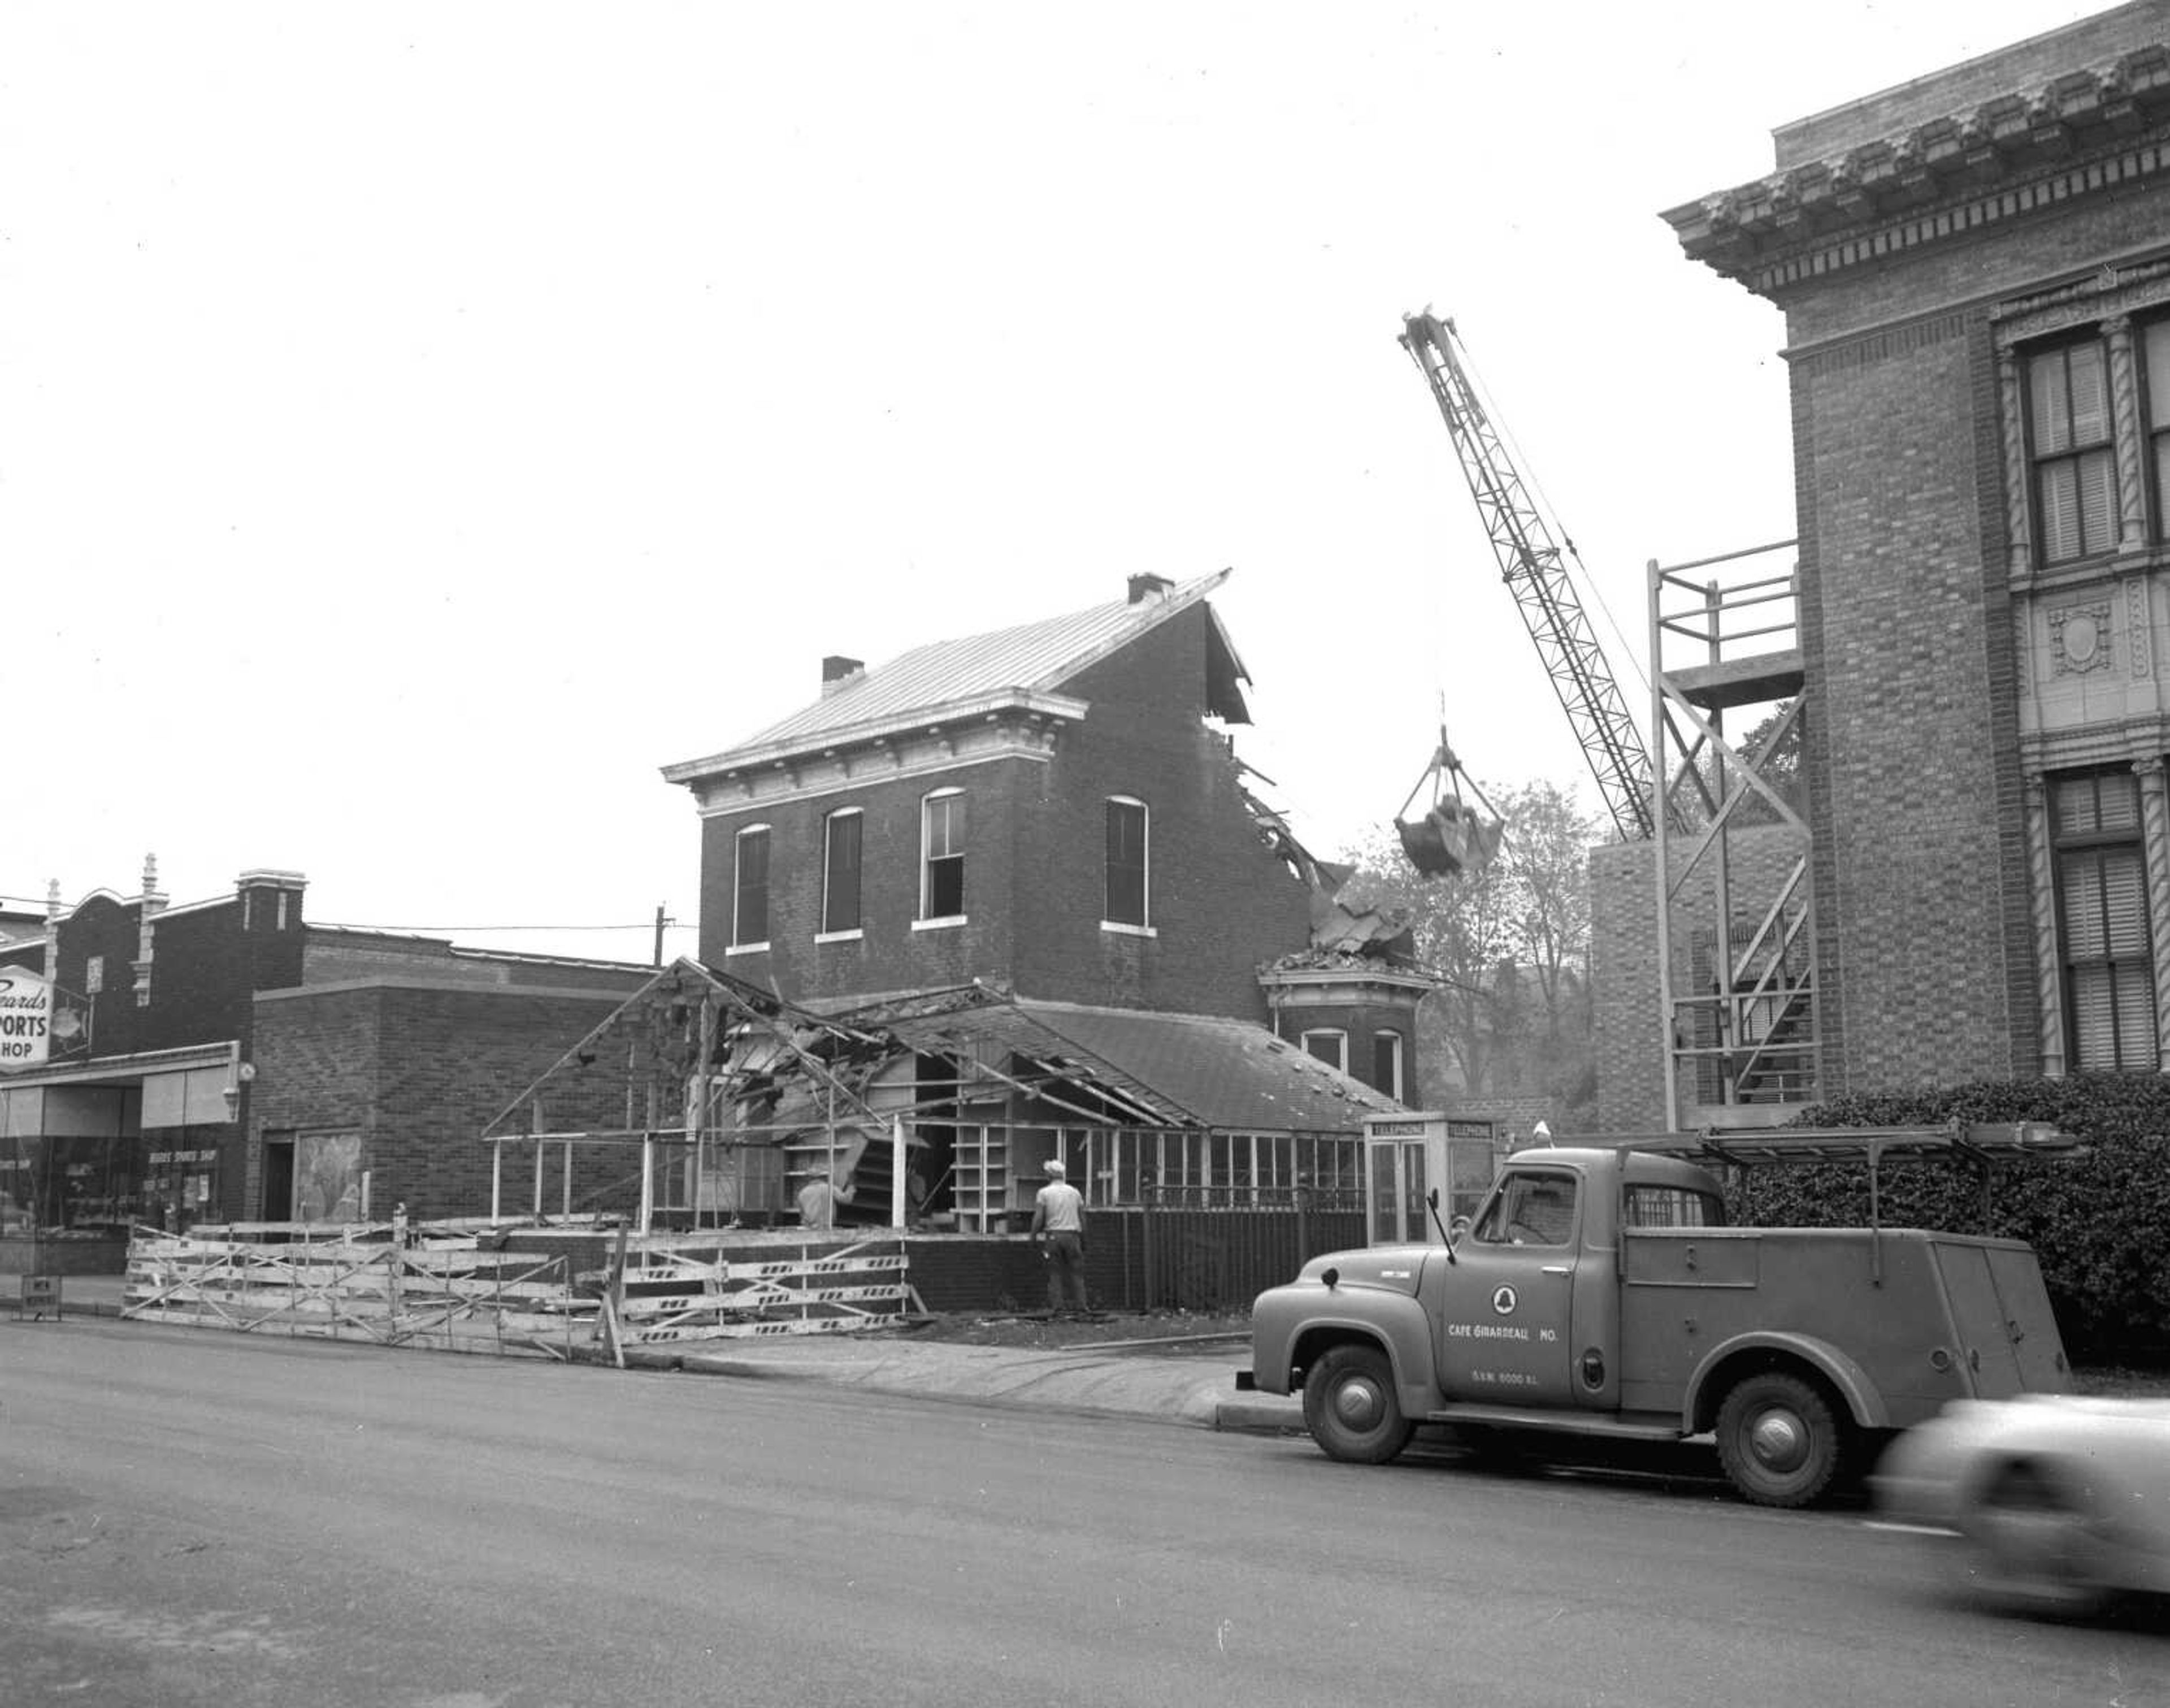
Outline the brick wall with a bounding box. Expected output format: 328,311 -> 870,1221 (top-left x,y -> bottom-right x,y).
1590,828 -> 1808,1134
251,983 -> 635,1223
51,885 -> 307,1063
1268,994 -> 1425,1098
696,754 -> 1028,1003
1012,608 -> 1313,1018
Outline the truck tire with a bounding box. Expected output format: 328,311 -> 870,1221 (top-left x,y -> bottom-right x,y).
1303,1345 -> 1414,1465
1715,1371 -> 1845,1508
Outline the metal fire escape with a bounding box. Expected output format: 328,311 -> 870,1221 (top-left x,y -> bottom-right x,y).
1648,544 -> 1815,1128
1398,311 -> 1657,841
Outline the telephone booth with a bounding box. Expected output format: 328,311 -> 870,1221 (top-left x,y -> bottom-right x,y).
1361,1112 -> 1507,1245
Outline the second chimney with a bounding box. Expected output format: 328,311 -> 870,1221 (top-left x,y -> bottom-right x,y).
822,655 -> 866,697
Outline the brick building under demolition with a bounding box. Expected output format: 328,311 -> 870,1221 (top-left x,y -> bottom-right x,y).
640,569 -> 1451,1233
0,863 -> 649,1275
1594,3 -> 2170,1132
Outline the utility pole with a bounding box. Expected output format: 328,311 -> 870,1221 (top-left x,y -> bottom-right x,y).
653,905 -> 675,967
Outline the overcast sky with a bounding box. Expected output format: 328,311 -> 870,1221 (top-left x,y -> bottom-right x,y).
3,2 -> 2104,965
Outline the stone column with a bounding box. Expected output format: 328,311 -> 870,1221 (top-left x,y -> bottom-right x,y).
2137,756 -> 2170,1072
2024,775 -> 2065,1080
2105,315 -> 2149,554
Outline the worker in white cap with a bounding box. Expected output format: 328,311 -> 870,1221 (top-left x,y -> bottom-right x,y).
1030,1158 -> 1089,1317
1533,1120 -> 1554,1147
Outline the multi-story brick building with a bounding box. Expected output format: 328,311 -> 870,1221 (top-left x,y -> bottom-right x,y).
0,861 -> 648,1272
663,569 -> 1427,1068
1596,2 -> 2170,1130
658,570 -> 1434,1221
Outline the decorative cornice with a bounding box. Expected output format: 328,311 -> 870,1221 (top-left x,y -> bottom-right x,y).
663,687 -> 1086,790
1257,963 -> 1438,1000
1665,44 -> 2170,296
1993,255 -> 2170,344
688,722 -> 1062,817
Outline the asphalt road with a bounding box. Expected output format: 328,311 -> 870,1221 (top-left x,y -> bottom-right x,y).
3,1319 -> 2165,1708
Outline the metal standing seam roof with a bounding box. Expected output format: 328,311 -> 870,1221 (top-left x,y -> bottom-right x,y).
682,570 -> 1238,766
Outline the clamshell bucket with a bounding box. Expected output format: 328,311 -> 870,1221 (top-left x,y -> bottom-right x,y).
1395,730 -> 1505,879
1396,800 -> 1504,878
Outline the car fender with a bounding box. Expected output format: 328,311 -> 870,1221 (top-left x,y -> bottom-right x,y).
1684,1330 -> 1890,1433
1282,1294 -> 1440,1417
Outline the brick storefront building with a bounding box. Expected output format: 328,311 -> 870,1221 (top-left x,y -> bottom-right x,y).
1596,3 -> 2170,1129
0,864 -> 648,1271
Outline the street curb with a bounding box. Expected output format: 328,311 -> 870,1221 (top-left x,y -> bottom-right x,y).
1215,1399 -> 1307,1434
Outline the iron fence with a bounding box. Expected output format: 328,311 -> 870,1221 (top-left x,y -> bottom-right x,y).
1097,1186 -> 1367,1313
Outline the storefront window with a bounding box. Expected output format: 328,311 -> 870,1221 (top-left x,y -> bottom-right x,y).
295,1130 -> 364,1223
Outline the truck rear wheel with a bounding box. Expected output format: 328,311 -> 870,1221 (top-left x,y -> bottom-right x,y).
1715,1371 -> 1844,1508
1303,1345 -> 1414,1464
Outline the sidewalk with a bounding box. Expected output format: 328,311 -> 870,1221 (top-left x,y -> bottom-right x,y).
19,1274 -> 1306,1437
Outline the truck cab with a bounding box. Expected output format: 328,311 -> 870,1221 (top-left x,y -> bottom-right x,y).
1244,1132 -> 2071,1507
1430,1150 -> 1721,1411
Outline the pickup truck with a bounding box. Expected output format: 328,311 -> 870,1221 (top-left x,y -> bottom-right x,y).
1240,1141 -> 2071,1506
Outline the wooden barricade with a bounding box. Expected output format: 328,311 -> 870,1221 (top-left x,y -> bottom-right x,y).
121,1224 -> 921,1361
604,1238 -> 919,1347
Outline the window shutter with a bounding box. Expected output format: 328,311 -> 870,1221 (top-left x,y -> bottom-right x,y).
2032,350 -> 2072,452
2078,449 -> 2116,553
2102,848 -> 2149,956
2117,961 -> 2158,1068
2069,343 -> 2110,443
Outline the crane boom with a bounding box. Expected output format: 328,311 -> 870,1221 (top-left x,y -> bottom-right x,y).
1399,310 -> 1655,840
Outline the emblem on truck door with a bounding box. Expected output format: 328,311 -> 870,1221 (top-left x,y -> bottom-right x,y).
1492,1285 -> 1517,1315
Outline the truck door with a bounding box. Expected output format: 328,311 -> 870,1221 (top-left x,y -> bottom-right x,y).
1435,1165 -> 1580,1406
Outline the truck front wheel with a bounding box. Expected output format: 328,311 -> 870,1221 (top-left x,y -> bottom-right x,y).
1303,1345 -> 1414,1465
1715,1371 -> 1845,1508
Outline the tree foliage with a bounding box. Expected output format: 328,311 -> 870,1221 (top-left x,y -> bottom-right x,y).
1339,780 -> 1602,1119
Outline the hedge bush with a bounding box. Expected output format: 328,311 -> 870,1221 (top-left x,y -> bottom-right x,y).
1731,1078 -> 2170,1364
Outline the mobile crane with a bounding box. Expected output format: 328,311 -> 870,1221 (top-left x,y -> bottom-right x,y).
1398,311 -> 1656,843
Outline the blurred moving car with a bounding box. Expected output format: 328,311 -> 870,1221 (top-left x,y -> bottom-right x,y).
1873,1394 -> 2170,1616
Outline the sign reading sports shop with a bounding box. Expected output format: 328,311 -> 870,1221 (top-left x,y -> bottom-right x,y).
0,967 -> 54,1068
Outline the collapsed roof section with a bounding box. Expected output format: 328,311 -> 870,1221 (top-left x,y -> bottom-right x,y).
483,959 -> 1401,1148
1240,780 -> 1422,972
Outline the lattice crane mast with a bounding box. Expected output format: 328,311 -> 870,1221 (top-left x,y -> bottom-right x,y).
1398,310 -> 1656,841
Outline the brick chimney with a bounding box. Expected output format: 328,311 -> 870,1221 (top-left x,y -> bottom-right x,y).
1127,573 -> 1174,605
821,655 -> 865,697
237,869 -> 309,933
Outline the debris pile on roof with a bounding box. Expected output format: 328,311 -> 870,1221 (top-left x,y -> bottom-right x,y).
1239,778 -> 1421,968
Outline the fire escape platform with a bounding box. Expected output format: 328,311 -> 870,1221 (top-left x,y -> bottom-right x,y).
1664,648 -> 1804,712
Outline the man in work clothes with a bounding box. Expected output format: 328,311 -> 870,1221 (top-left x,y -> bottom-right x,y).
797,1169 -> 853,1230
1030,1158 -> 1089,1317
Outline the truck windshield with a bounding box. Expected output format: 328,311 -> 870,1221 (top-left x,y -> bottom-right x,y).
1473,1170 -> 1578,1246
1622,1185 -> 1725,1228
